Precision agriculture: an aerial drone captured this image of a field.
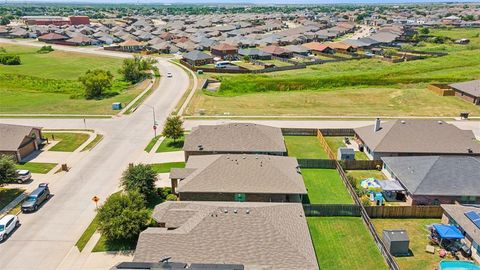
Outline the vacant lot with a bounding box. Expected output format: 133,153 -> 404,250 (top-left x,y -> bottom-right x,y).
307,217 -> 388,270
0,43 -> 146,115
186,28 -> 480,117
43,132 -> 90,152
284,136 -> 328,159
302,169 -> 352,204
372,218 -> 441,270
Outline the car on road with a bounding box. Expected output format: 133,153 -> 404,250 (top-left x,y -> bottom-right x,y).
21,183 -> 50,213
167,72 -> 172,78
0,215 -> 20,242
15,169 -> 31,183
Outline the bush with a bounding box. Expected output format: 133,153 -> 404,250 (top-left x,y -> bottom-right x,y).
361,196 -> 371,207
37,45 -> 54,54
0,155 -> 16,185
97,191 -> 150,242
119,56 -> 156,83
121,164 -> 157,201
79,69 -> 113,99
166,194 -> 178,201
0,54 -> 21,65
156,187 -> 172,201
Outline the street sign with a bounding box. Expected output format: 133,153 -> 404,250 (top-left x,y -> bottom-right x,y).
153,125 -> 157,130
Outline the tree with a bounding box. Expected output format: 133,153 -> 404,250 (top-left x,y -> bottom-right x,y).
79,69 -> 113,99
161,115 -> 184,142
97,191 -> 150,242
0,17 -> 10,26
419,28 -> 430,35
118,56 -> 156,84
0,155 -> 17,185
120,164 -> 157,200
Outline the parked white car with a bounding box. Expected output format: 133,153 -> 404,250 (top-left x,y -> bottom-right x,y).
16,169 -> 31,183
0,215 -> 20,242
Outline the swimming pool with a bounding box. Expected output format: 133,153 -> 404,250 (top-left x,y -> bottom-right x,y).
440,260 -> 480,270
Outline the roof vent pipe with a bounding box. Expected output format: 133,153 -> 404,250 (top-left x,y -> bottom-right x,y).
374,118 -> 381,132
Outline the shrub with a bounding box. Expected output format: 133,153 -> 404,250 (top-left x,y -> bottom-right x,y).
361,196 -> 371,207
156,187 -> 172,201
0,155 -> 16,185
97,191 -> 150,242
0,54 -> 21,65
119,56 -> 156,83
37,45 -> 54,54
166,194 -> 178,201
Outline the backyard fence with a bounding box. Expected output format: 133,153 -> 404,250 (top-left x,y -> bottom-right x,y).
303,204 -> 361,217
365,205 -> 443,218
281,128 -> 318,136
341,160 -> 384,170
298,159 -> 336,169
316,130 -> 337,160
318,128 -> 355,137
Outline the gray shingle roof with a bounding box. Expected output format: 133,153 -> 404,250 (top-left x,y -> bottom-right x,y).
135,201 -> 318,270
449,80 -> 480,98
0,124 -> 40,151
182,50 -> 213,61
441,204 -> 480,245
174,154 -> 306,194
183,123 -> 286,153
355,120 -> 480,155
382,156 -> 480,196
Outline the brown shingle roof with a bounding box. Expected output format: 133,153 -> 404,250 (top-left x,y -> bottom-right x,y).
183,123 -> 286,154
0,124 -> 40,152
354,119 -> 480,155
174,154 -> 306,194
135,201 -> 318,270
449,80 -> 480,97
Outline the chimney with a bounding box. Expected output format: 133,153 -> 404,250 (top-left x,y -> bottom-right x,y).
374,118 -> 381,132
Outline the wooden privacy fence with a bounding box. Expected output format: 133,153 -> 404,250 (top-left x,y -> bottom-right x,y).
365,206 -> 444,218
319,128 -> 355,137
298,159 -> 336,169
303,204 -> 361,217
341,160 -> 383,170
281,128 -> 317,136
316,130 -> 336,160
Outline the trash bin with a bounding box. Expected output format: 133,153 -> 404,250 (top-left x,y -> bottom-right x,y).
112,102 -> 122,110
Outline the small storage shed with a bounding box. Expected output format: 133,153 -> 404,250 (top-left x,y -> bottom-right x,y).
337,148 -> 355,161
383,229 -> 410,256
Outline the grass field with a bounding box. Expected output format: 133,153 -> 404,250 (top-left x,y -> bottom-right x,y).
156,136 -> 184,153
0,43 -> 147,115
185,28 -> 480,117
372,218 -> 441,270
44,132 -> 90,152
324,136 -> 369,160
302,169 -> 352,204
0,188 -> 24,210
16,162 -> 57,174
284,136 -> 329,159
347,170 -> 387,186
150,162 -> 186,173
307,217 -> 388,270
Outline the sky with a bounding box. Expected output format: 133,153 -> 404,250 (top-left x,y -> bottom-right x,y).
4,0 -> 480,4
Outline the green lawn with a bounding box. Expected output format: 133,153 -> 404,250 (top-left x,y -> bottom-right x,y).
75,216 -> 99,252
324,137 -> 369,160
150,162 -> 186,173
144,135 -> 161,152
0,188 -> 24,210
185,28 -> 480,117
284,136 -> 329,159
372,218 -> 442,270
0,43 -> 149,115
44,132 -> 90,152
302,169 -> 352,204
16,162 -> 57,174
347,170 -> 387,186
156,136 -> 185,153
307,217 -> 388,270
81,134 -> 104,152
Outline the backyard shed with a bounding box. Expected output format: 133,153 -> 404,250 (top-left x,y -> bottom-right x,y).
383,229 -> 410,256
337,147 -> 355,160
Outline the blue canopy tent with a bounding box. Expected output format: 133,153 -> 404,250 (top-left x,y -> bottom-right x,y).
433,224 -> 464,239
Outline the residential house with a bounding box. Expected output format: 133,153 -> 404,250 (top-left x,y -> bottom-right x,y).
182,50 -> 214,66
238,48 -> 272,60
133,201 -> 319,270
183,123 -> 287,160
449,80 -> 480,105
354,119 -> 480,160
0,124 -> 43,162
302,42 -> 334,54
260,45 -> 293,58
117,39 -> 145,52
210,43 -> 238,60
441,204 -> 480,263
170,154 -> 306,202
382,156 -> 480,205
327,42 -> 357,53
37,32 -> 68,43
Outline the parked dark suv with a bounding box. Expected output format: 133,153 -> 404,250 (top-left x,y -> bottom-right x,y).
21,183 -> 50,213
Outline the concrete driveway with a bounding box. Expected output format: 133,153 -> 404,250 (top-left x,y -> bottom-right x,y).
0,48 -> 190,269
